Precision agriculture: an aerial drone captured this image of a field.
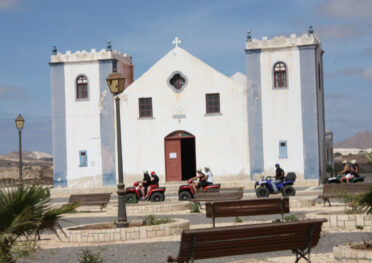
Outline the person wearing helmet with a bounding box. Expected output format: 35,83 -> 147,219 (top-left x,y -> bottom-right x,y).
141,170 -> 151,199
190,168 -> 206,194
338,161 -> 353,183
271,163 -> 285,192
145,171 -> 159,199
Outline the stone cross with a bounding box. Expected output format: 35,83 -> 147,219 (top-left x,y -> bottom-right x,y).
172,37 -> 182,47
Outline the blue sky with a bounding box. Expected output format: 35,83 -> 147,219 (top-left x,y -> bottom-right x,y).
0,0 -> 371,154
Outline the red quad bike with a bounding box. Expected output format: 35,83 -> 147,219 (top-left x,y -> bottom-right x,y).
178,179 -> 221,201
125,182 -> 166,202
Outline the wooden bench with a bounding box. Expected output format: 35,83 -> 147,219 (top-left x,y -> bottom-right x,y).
206,198 -> 289,227
319,183 -> 372,206
68,193 -> 112,211
192,187 -> 244,203
168,219 -> 327,263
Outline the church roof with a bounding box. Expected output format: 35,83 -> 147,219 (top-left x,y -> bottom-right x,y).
123,44 -> 244,94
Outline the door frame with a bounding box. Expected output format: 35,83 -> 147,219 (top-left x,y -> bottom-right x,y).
164,130 -> 196,181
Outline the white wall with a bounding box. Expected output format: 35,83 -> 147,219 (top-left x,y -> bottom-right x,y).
260,47 -> 305,176
64,62 -> 103,188
119,47 -> 249,183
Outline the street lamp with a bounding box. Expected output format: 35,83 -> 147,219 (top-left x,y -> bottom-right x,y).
15,114 -> 25,184
106,68 -> 128,228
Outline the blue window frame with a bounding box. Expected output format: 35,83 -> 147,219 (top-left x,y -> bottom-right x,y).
79,151 -> 88,167
279,141 -> 288,159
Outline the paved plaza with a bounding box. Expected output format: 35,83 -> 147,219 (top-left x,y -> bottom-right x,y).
19,184 -> 372,262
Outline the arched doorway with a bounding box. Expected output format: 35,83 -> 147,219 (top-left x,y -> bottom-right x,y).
164,131 -> 196,181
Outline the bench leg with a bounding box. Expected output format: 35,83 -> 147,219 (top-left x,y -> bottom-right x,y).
323,198 -> 331,207
294,248 -> 311,263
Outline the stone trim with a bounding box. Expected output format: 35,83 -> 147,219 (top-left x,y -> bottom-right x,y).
58,218 -> 189,243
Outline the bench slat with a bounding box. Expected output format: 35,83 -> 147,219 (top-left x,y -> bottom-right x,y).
206,198 -> 289,218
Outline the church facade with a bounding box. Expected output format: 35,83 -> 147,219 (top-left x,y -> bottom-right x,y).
50,30 -> 328,189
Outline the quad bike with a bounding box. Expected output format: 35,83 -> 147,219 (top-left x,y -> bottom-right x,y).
124,181 -> 166,202
255,172 -> 296,198
178,179 -> 221,201
323,174 -> 364,184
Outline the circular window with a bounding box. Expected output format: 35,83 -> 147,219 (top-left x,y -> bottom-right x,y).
167,71 -> 187,92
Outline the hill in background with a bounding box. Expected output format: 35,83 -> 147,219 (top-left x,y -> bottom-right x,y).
0,151 -> 53,185
335,131 -> 372,149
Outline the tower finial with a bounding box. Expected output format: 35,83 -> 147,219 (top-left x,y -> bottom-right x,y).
52,45 -> 57,55
308,25 -> 314,34
172,37 -> 182,47
246,30 -> 252,42
106,41 -> 112,51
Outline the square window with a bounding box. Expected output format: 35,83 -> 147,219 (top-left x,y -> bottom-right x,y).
139,98 -> 153,118
279,141 -> 288,159
206,93 -> 220,114
79,151 -> 88,167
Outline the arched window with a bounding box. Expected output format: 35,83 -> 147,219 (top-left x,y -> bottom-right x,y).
76,75 -> 88,99
273,62 -> 287,88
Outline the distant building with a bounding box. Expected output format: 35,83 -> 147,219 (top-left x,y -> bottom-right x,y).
50,30 -> 330,189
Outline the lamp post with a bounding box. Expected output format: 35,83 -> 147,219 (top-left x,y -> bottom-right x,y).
15,114 -> 25,184
106,68 -> 128,228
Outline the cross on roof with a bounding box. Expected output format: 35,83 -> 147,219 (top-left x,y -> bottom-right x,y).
172,37 -> 182,47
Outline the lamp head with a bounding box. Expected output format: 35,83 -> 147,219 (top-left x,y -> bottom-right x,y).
15,114 -> 25,130
106,68 -> 126,95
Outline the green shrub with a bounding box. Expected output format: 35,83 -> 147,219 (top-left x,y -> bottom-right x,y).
0,184 -> 78,262
326,165 -> 334,175
234,217 -> 243,223
284,214 -> 299,222
78,248 -> 104,263
356,225 -> 364,230
358,188 -> 372,215
366,153 -> 372,163
189,203 -> 200,213
334,152 -> 342,158
143,215 -> 172,225
336,190 -> 363,214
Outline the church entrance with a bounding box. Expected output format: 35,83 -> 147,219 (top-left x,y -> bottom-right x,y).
164,131 -> 196,181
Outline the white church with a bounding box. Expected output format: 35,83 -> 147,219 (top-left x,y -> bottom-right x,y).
50,28 -> 330,189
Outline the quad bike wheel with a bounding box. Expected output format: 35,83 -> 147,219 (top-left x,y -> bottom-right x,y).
124,193 -> 138,203
179,191 -> 192,201
282,185 -> 296,196
150,192 -> 165,202
256,186 -> 269,198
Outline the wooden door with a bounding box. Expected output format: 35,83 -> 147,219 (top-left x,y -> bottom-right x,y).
165,139 -> 182,181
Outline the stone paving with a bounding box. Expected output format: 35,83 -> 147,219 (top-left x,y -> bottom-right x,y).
17,186 -> 372,262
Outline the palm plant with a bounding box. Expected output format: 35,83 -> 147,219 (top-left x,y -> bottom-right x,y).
0,185 -> 78,262
359,188 -> 372,215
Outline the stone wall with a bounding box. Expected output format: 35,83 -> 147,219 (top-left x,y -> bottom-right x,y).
59,218 -> 189,243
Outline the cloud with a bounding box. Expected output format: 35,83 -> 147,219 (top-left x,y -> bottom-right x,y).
318,0 -> 372,19
362,67 -> 372,81
315,24 -> 363,40
326,68 -> 372,82
364,48 -> 372,54
0,0 -> 20,9
0,85 -> 26,100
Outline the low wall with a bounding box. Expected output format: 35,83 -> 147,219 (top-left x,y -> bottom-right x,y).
334,243 -> 372,262
108,202 -> 190,214
58,218 -> 189,243
306,211 -> 372,229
